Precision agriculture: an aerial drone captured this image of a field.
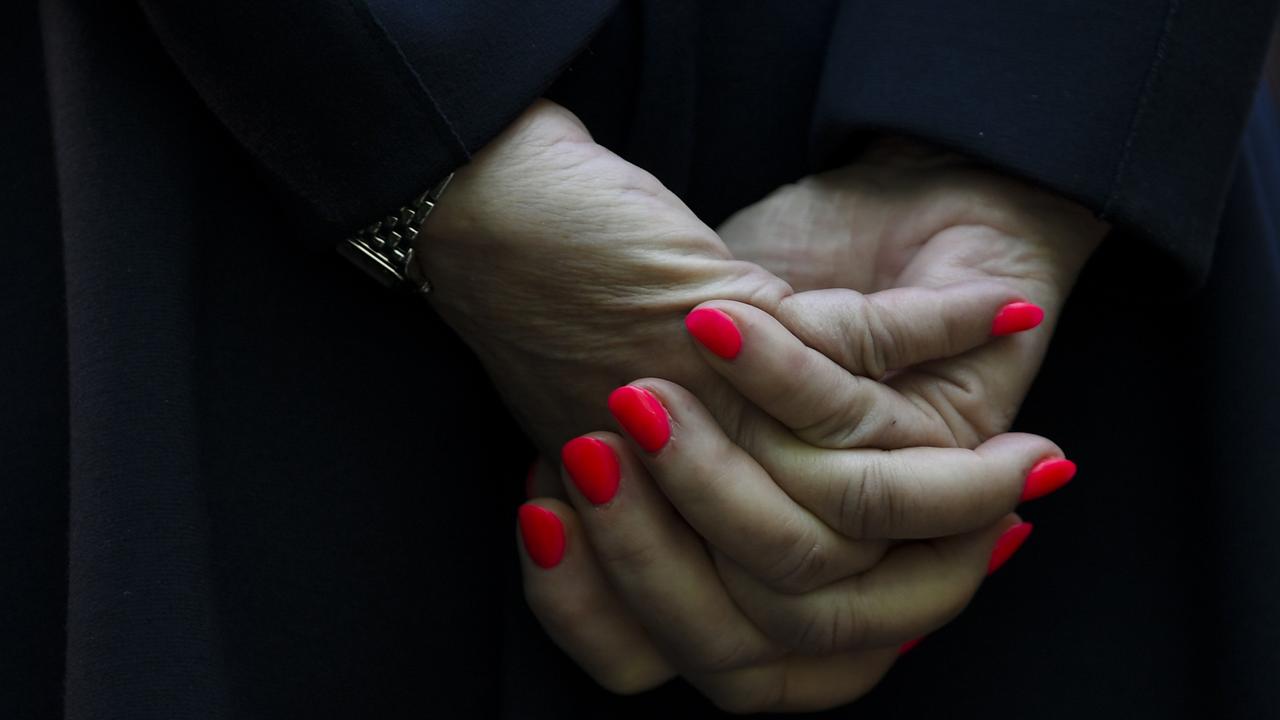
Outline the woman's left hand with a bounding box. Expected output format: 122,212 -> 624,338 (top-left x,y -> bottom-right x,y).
713,137 -> 1109,449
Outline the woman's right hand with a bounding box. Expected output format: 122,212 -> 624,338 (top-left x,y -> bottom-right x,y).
516,376 -> 1045,712
513,295 -> 1075,713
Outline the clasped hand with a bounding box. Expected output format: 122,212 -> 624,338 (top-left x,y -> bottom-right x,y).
416,100 -> 1106,713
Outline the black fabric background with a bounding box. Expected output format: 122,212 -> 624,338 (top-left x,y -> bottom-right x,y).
4,0 -> 1279,717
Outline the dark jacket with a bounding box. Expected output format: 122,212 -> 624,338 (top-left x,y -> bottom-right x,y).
4,1 -> 1278,717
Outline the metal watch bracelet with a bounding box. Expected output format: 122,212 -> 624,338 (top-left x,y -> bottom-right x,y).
337,172 -> 454,295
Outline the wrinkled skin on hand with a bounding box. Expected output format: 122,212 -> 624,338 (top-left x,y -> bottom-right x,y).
422,102 -> 1106,460
418,100 -> 790,457
718,138 -> 1107,447
424,101 -> 1110,711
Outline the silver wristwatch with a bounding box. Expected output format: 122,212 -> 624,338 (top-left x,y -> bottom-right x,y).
337,173 -> 454,295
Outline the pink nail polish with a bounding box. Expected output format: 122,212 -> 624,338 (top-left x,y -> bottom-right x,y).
519,504 -> 566,569
608,385 -> 671,453
898,637 -> 924,656
562,436 -> 621,504
991,302 -> 1045,336
685,308 -> 743,359
1021,458 -> 1077,502
987,522 -> 1033,575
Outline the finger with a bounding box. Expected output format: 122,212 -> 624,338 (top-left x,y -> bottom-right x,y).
772,282 -> 1040,377
690,649 -> 898,714
775,285 -> 1054,448
602,384 -> 890,594
682,300 -> 957,449
609,379 -> 1072,543
555,436 -> 910,712
763,432 -> 1071,539
516,500 -> 674,693
554,434 -> 781,671
717,514 -> 1029,654
886,334 -> 1050,446
767,651 -> 898,712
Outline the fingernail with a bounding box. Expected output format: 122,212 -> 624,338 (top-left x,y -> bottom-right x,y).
991,302 -> 1045,336
524,459 -> 539,499
898,637 -> 924,655
987,522 -> 1033,575
685,308 -> 742,359
1021,458 -> 1077,502
608,385 -> 671,452
562,436 -> 621,504
519,504 -> 566,569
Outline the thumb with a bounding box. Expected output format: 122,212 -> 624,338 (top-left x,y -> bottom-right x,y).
773,280 -> 1044,381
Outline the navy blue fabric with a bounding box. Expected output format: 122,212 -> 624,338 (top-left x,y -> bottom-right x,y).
1200,84 -> 1280,718
5,0 -> 1280,717
136,0 -> 616,246
812,0 -> 1278,289
0,3 -> 68,717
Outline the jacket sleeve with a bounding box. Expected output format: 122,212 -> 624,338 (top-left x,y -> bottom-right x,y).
811,0 -> 1280,288
135,0 -> 618,249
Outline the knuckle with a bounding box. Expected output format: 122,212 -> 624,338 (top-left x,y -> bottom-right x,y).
761,525 -> 829,595
690,623 -> 760,673
709,392 -> 755,452
793,380 -> 880,449
940,297 -> 981,355
831,592 -> 875,651
854,298 -> 901,380
737,268 -> 794,314
721,405 -> 776,463
836,466 -> 870,538
907,364 -> 1006,446
980,402 -> 1019,440
837,457 -> 897,539
788,609 -> 829,653
787,593 -> 872,654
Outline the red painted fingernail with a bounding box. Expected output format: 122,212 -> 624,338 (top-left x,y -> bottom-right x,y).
991,302 -> 1045,336
1021,458 -> 1077,502
524,459 -> 539,499
562,436 -> 621,504
685,308 -> 742,359
518,504 -> 565,569
987,522 -> 1033,575
608,385 -> 671,453
898,637 -> 924,656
